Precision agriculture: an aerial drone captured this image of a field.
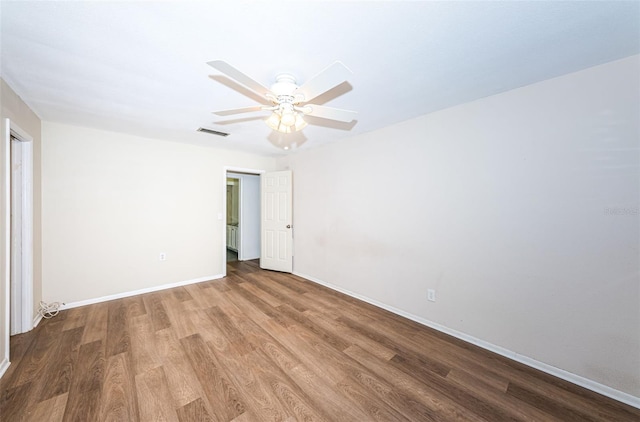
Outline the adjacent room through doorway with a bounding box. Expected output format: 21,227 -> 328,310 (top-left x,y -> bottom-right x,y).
225,171 -> 261,264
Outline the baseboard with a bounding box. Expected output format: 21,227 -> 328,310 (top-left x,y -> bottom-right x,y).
0,357 -> 10,379
32,312 -> 42,329
60,274 -> 224,310
294,271 -> 640,410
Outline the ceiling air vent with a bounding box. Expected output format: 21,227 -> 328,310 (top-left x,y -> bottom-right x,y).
197,127 -> 229,137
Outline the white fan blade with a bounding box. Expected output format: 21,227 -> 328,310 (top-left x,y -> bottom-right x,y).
207,60 -> 271,97
213,105 -> 266,116
303,104 -> 357,122
294,61 -> 353,103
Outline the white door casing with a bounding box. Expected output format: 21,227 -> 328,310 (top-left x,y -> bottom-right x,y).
260,170 -> 293,273
3,119 -> 34,340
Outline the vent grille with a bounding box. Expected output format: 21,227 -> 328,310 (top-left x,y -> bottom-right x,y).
197,127 -> 229,137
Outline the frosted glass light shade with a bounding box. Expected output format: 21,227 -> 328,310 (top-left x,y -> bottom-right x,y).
280,110 -> 296,127
265,111 -> 307,133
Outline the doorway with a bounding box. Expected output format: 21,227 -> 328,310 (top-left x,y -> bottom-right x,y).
226,176 -> 240,262
3,119 -> 34,341
224,169 -> 262,274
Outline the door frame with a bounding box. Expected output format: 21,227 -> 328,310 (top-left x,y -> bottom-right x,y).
3,118 -> 34,344
222,167 -> 264,277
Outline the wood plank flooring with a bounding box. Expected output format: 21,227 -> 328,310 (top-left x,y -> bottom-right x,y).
1,259 -> 638,421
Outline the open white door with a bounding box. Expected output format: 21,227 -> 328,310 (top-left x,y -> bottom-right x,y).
260,170 -> 293,272
10,136 -> 23,335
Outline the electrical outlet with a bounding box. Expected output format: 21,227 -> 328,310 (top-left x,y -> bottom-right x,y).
159,252 -> 166,261
427,289 -> 436,302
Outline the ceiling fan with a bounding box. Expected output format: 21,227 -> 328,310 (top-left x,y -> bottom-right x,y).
208,60 -> 356,134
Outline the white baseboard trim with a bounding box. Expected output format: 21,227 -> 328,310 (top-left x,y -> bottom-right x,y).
0,357 -> 10,379
60,274 -> 224,310
294,271 -> 640,410
32,312 -> 43,329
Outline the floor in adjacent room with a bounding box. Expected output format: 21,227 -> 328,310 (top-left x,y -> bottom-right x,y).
227,248 -> 238,262
1,259 -> 638,421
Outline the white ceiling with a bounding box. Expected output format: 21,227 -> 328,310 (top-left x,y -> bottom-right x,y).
1,1 -> 638,156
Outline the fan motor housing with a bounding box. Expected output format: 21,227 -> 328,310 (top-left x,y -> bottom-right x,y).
271,74 -> 298,96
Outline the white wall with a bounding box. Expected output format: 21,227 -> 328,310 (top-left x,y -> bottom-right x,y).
1,79 -> 42,378
229,172 -> 261,261
278,55 -> 640,399
42,123 -> 275,305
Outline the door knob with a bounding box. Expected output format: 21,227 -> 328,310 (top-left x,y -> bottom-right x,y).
286,224 -> 291,229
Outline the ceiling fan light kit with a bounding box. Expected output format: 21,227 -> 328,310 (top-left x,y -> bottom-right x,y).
265,109 -> 308,133
208,60 -> 357,141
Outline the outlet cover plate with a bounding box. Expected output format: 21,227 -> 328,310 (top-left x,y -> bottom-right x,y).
427,289 -> 436,302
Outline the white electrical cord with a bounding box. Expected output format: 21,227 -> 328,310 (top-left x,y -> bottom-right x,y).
39,301 -> 62,319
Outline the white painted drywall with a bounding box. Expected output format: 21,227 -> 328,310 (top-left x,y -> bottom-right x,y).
278,55 -> 640,398
41,123 -> 275,305
0,79 -> 42,376
229,172 -> 261,261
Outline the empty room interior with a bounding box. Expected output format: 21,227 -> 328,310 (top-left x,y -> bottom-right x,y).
1,1 -> 639,421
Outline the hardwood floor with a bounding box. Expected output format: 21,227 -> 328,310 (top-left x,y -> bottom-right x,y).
1,260 -> 638,421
